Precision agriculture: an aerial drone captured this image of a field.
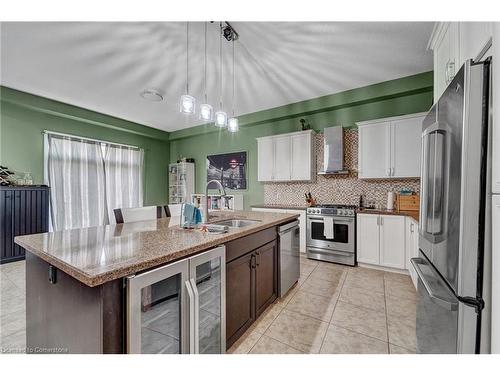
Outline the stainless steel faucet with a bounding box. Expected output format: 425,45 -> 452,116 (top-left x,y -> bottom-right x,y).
203,180 -> 227,223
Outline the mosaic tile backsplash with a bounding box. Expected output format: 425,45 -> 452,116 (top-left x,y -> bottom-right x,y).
263,129 -> 420,209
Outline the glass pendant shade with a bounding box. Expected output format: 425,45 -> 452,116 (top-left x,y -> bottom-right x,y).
180,94 -> 196,114
214,111 -> 228,128
199,103 -> 214,121
228,117 -> 239,132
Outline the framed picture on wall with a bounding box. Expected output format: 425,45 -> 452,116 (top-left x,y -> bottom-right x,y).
206,151 -> 247,190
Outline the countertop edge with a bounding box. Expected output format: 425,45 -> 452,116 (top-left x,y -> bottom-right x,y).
15,214 -> 299,288
356,208 -> 419,222
251,204 -> 308,211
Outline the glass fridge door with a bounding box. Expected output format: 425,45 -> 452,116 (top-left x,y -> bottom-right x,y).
127,259 -> 189,354
188,246 -> 226,354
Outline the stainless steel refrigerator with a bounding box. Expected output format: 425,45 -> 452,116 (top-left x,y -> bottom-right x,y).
412,58 -> 492,354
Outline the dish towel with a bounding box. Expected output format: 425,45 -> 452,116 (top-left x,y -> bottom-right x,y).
194,207 -> 202,224
323,216 -> 335,239
183,203 -> 197,225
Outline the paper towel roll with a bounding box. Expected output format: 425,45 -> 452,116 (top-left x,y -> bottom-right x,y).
387,191 -> 395,210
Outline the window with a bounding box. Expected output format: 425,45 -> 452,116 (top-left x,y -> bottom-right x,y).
44,132 -> 144,230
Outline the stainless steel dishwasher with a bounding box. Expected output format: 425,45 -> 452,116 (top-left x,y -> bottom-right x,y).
278,220 -> 300,297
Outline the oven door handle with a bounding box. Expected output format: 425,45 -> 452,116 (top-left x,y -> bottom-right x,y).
307,247 -> 354,257
307,216 -> 354,223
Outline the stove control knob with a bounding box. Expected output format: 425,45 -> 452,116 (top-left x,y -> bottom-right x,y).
338,209 -> 344,216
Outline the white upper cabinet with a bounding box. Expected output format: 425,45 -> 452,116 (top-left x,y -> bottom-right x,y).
257,130 -> 315,182
391,117 -> 423,178
290,133 -> 313,180
273,136 -> 291,181
429,22 -> 493,102
430,22 -> 460,102
459,22 -> 493,65
357,113 -> 426,179
257,137 -> 274,181
358,122 -> 390,178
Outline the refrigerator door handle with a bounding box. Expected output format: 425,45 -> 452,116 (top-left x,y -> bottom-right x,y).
411,258 -> 458,311
420,131 -> 433,236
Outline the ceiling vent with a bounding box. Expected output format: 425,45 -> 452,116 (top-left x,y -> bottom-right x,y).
140,89 -> 164,102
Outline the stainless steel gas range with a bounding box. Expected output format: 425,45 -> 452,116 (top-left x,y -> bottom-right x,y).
306,204 -> 356,266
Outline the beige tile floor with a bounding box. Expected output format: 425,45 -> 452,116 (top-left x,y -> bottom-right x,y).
0,256 -> 418,355
0,260 -> 26,354
228,255 -> 418,354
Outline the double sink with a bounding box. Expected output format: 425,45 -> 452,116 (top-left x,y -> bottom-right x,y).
212,219 -> 261,228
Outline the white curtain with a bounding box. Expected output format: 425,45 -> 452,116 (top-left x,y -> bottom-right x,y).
47,135 -> 107,231
46,133 -> 144,230
104,145 -> 144,224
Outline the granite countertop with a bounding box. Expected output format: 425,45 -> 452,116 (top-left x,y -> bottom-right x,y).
251,204 -> 308,210
14,210 -> 299,287
356,208 -> 419,222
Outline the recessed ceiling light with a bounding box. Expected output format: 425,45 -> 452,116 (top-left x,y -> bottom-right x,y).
140,89 -> 164,102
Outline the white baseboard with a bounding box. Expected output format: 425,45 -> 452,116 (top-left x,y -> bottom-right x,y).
357,262 -> 409,275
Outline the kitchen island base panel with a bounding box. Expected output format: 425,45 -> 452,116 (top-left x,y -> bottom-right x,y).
26,252 -> 124,354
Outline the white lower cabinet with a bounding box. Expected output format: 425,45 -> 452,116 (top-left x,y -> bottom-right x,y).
405,217 -> 419,289
356,214 -> 380,264
379,215 -> 406,269
251,207 -> 306,252
356,213 -> 407,271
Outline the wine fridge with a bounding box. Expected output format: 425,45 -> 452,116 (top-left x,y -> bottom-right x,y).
126,246 -> 226,354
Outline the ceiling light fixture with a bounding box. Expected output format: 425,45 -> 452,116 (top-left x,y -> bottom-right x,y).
199,22 -> 213,122
227,37 -> 239,133
180,22 -> 196,114
214,22 -> 227,128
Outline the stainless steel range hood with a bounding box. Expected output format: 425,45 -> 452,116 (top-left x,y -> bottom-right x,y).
318,126 -> 349,175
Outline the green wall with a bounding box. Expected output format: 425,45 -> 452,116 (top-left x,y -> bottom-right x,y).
169,71 -> 434,209
1,71 -> 434,210
0,86 -> 171,206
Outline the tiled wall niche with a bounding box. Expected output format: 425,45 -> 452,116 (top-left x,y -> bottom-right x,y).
263,129 -> 420,208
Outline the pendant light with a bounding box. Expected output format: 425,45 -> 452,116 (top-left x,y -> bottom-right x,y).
180,22 -> 196,114
199,22 -> 213,121
227,37 -> 239,132
214,22 -> 227,128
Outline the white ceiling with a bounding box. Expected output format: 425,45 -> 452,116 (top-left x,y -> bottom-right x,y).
0,22 -> 434,132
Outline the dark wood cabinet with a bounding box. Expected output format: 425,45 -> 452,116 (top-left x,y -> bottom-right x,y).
226,251 -> 255,347
225,227 -> 278,349
1,186 -> 49,264
255,240 -> 278,317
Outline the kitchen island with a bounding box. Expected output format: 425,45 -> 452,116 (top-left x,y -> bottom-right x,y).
14,210 -> 299,354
